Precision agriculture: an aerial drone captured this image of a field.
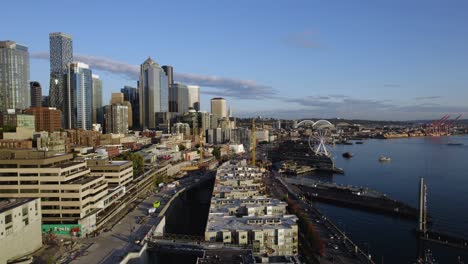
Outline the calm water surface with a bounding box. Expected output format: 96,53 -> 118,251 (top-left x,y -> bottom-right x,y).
293,135 -> 468,263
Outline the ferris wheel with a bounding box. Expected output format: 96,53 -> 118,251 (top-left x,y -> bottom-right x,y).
297,119 -> 334,157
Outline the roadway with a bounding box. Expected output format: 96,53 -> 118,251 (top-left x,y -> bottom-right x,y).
62,170 -> 213,264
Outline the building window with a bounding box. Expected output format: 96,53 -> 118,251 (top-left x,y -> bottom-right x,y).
5,214 -> 12,224
22,206 -> 28,217
23,218 -> 29,226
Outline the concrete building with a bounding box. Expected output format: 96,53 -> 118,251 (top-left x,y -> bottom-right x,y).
0,41 -> 30,112
49,32 -> 73,127
91,74 -> 103,125
211,98 -> 227,119
0,149 -> 108,235
121,86 -> 139,130
86,158 -> 133,188
30,81 -> 42,108
0,139 -> 32,149
0,110 -> 35,140
66,62 -> 92,130
187,85 -> 200,111
104,104 -> 129,134
25,107 -> 62,132
205,161 -> 298,257
111,93 -> 133,128
139,57 -> 168,129
0,198 -> 42,264
33,131 -> 68,153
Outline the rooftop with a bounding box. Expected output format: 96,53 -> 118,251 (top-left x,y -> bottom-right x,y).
0,198 -> 36,214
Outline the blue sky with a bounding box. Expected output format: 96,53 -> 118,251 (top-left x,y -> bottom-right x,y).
2,0 -> 468,120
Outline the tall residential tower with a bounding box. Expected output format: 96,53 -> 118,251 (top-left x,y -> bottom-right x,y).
211,97 -> 227,118
30,81 -> 42,108
49,32 -> 72,125
67,62 -> 92,130
0,41 -> 30,112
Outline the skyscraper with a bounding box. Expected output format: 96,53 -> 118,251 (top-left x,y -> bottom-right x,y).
0,41 -> 30,112
138,57 -> 168,129
211,97 -> 227,118
104,104 -> 128,134
67,62 -> 92,130
49,32 -> 72,124
187,85 -> 200,111
174,83 -> 189,114
162,65 -> 173,87
30,81 -> 42,108
162,65 -> 177,112
121,85 -> 139,129
91,74 -> 103,125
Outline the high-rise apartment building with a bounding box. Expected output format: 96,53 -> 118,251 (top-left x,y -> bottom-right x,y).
49,32 -> 72,126
187,85 -> 200,111
24,107 -> 62,132
0,41 -> 30,112
29,82 -> 42,108
104,104 -> 129,134
211,97 -> 227,118
139,57 -> 168,129
121,86 -> 139,129
67,62 -> 92,130
91,74 -> 103,125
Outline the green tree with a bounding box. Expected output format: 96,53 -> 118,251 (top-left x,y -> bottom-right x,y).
212,147 -> 221,160
115,152 -> 144,177
178,144 -> 186,151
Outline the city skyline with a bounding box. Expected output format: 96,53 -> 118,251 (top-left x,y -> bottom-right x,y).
1,1 -> 468,120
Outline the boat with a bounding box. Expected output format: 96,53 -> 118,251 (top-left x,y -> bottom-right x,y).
379,155 -> 391,162
343,142 -> 353,145
447,142 -> 463,146
342,152 -> 353,158
355,141 -> 364,144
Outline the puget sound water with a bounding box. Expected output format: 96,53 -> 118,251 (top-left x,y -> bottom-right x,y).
289,135 -> 468,264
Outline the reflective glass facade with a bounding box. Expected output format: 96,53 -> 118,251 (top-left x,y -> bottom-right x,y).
138,58 -> 169,129
91,74 -> 103,125
121,86 -> 139,129
0,41 -> 30,112
67,62 -> 92,130
49,32 -> 72,124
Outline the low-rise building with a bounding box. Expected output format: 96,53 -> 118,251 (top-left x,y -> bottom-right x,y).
87,158 -> 133,188
0,149 -> 108,235
0,198 -> 42,264
205,161 -> 298,257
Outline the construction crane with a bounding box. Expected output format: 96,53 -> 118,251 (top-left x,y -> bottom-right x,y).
251,118 -> 256,166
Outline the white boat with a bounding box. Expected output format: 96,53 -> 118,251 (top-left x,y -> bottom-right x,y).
379,155 -> 391,162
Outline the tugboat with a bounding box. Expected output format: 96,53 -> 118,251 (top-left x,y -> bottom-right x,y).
342,152 -> 353,158
379,155 -> 391,162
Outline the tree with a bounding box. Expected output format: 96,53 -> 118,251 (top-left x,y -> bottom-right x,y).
178,144 -> 186,151
115,152 -> 144,177
212,147 -> 221,160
